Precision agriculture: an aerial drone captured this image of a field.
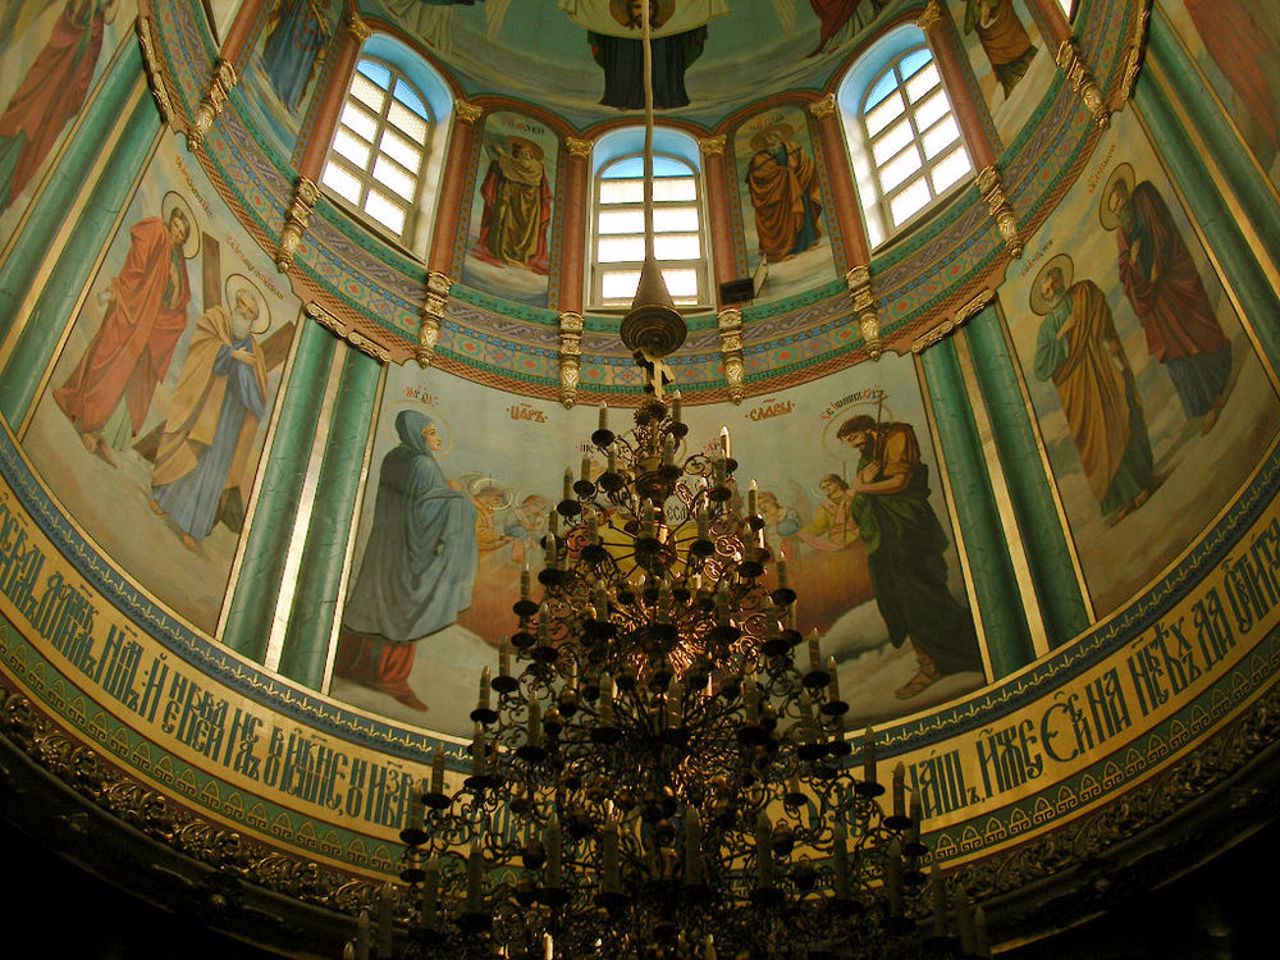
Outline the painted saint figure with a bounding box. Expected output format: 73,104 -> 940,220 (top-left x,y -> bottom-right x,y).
837,414 -> 982,698
473,137 -> 552,275
1032,254 -> 1154,523
746,124 -> 823,264
336,410 -> 478,711
261,0 -> 329,113
963,0 -> 1038,96
54,194 -> 196,466
148,280 -> 269,552
0,0 -> 118,212
1102,164 -> 1231,433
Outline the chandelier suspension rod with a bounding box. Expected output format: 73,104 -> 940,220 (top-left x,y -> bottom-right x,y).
642,0 -> 655,263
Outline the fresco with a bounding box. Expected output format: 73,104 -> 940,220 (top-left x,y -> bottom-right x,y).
999,110 -> 1280,614
365,0 -> 889,126
732,103 -> 836,303
946,0 -> 1054,148
237,0 -> 342,160
1157,0 -> 1280,190
0,0 -> 139,243
22,137 -> 300,632
459,111 -> 560,308
332,353 -> 985,737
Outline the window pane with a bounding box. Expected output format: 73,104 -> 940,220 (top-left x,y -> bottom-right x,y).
663,268 -> 698,299
597,235 -> 646,263
357,59 -> 391,90
380,126 -> 422,172
890,177 -> 932,226
652,206 -> 699,232
364,188 -> 407,235
930,147 -> 972,193
865,90 -> 905,137
1057,0 -> 1075,16
387,101 -> 429,144
898,48 -> 933,82
865,70 -> 899,111
341,102 -> 378,142
599,209 -> 645,234
904,63 -> 941,104
332,128 -> 372,170
655,233 -> 700,260
653,177 -> 696,202
373,155 -> 418,201
879,145 -> 923,192
600,179 -> 644,204
914,90 -> 950,131
393,78 -> 429,120
872,118 -> 914,167
350,73 -> 386,113
921,116 -> 961,159
601,270 -> 641,300
321,161 -> 362,204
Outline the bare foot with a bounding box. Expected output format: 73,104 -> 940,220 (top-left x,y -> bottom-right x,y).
94,438 -> 117,467
180,533 -> 198,551
148,499 -> 165,517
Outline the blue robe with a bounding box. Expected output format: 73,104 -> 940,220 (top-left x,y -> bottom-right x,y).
262,0 -> 328,113
343,410 -> 477,644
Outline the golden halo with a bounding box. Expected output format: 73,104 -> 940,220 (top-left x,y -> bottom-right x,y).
468,475 -> 514,509
1098,162 -> 1136,232
610,0 -> 674,30
223,274 -> 271,336
1029,253 -> 1076,317
507,136 -> 544,162
750,122 -> 795,154
820,394 -> 894,465
160,191 -> 200,259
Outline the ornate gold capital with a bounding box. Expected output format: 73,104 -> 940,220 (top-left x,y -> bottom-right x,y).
910,289 -> 994,353
806,94 -> 837,120
565,137 -> 593,160
915,0 -> 944,33
716,308 -> 745,404
698,135 -> 727,158
1056,39 -> 1110,128
276,177 -> 320,273
975,166 -> 1023,259
305,302 -> 391,362
455,101 -> 484,125
416,273 -> 453,368
347,10 -> 371,40
844,264 -> 881,360
558,312 -> 586,407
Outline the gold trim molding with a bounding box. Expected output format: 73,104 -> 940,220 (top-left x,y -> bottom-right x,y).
975,165 -> 1023,260
911,289 -> 994,353
1056,39 -> 1110,129
844,265 -> 882,360
716,307 -> 745,404
305,301 -> 391,362
275,176 -> 320,273
558,311 -> 585,407
186,60 -> 238,151
136,17 -> 174,127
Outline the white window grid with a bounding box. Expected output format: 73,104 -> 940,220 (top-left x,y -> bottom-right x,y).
320,56 -> 430,243
589,153 -> 711,311
859,46 -> 972,244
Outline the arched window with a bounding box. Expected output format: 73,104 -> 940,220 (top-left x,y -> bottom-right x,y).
589,129 -> 710,310
839,31 -> 972,249
321,57 -> 432,241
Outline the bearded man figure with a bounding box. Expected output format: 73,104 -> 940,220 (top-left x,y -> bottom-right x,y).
746,124 -> 823,264
148,281 -> 269,552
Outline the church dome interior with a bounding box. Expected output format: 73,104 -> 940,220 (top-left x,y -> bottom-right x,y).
0,0 -> 1278,956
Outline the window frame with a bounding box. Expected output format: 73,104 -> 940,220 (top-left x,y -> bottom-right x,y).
856,45 -> 972,246
587,149 -> 713,313
319,55 -> 432,246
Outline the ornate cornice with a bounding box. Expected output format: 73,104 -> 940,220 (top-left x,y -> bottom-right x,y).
305,301 -> 391,362
911,289 -> 994,353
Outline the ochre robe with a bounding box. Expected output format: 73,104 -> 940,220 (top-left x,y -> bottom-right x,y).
54,217 -> 192,437
1034,280 -> 1153,511
965,0 -> 1037,96
473,151 -> 552,275
746,142 -> 823,263
0,0 -> 106,210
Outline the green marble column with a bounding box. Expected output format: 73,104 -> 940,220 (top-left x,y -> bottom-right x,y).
1133,67 -> 1280,368
277,346 -> 381,688
221,318 -> 337,662
965,308 -> 1089,646
0,45 -> 145,345
921,337 -> 1036,678
1147,11 -> 1280,268
0,92 -> 163,426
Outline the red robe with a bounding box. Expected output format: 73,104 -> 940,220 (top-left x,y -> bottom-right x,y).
1185,0 -> 1279,151
809,1 -> 862,56
55,218 -> 192,436
1116,181 -> 1227,363
0,0 -> 105,209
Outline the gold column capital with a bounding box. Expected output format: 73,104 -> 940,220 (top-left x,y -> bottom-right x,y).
565,137 -> 593,159
455,100 -> 484,125
915,0 -> 945,33
807,93 -> 837,120
417,273 -> 453,368
275,177 -> 320,273
699,135 -> 727,158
